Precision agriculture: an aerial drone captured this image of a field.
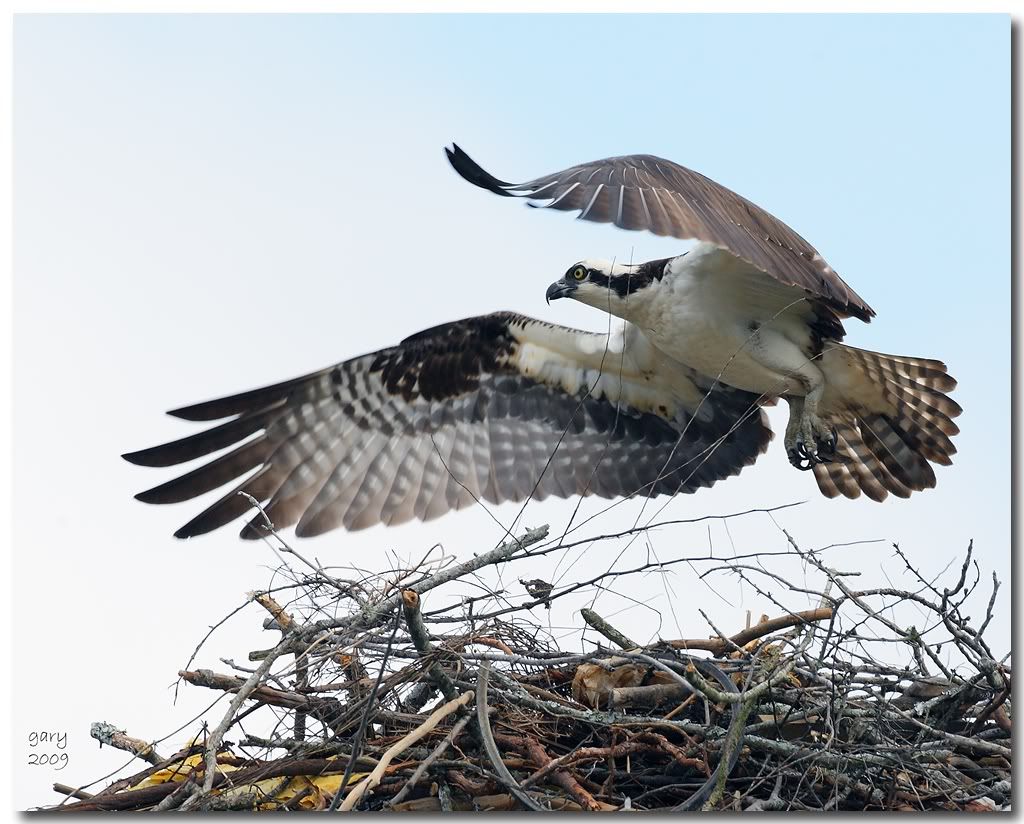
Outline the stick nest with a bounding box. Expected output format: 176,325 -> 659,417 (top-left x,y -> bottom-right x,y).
47,521 -> 1010,812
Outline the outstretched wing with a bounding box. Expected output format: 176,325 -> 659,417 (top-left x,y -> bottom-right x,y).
124,313 -> 771,539
446,144 -> 874,323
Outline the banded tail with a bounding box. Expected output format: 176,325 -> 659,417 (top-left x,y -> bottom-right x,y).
814,344 -> 961,501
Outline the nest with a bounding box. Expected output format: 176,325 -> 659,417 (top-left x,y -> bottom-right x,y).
47,520 -> 1010,812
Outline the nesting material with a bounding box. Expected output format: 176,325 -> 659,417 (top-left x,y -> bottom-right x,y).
46,527 -> 1009,812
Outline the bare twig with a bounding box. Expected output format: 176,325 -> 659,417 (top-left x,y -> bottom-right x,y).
186,630 -> 298,806
668,608 -> 834,655
389,711 -> 474,807
581,607 -> 638,650
402,589 -> 459,700
338,690 -> 474,811
89,722 -> 165,766
476,662 -> 547,812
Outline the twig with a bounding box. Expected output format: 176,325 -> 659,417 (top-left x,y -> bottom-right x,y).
475,662 -> 548,811
388,711 -> 474,807
185,630 -> 299,806
500,733 -> 609,811
699,692 -> 757,810
611,682 -> 689,708
336,525 -> 550,633
402,589 -> 459,700
89,722 -> 165,766
338,690 -> 474,811
178,669 -> 344,734
327,609 -> 404,811
251,591 -> 295,630
581,607 -> 638,650
668,608 -> 834,655
52,784 -> 93,801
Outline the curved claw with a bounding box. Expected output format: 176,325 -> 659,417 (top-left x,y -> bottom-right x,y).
814,425 -> 839,464
788,445 -> 814,471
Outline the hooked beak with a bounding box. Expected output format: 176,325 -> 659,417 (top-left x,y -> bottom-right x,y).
546,280 -> 577,304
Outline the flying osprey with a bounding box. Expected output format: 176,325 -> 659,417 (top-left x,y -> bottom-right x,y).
124,146 -> 961,539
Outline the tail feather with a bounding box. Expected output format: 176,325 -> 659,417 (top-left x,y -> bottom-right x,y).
860,414 -> 935,492
887,387 -> 958,465
845,348 -> 956,393
814,345 -> 960,502
831,423 -> 892,501
813,427 -> 864,500
816,420 -> 914,501
892,387 -> 961,436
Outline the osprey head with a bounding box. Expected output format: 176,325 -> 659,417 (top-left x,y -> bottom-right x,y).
545,257 -> 671,313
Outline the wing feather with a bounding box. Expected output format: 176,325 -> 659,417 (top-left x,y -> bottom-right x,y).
125,312 -> 773,538
446,144 -> 874,322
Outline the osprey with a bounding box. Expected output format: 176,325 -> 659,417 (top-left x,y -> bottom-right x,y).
124,146 -> 960,539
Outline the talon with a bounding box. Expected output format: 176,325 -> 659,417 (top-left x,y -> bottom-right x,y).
800,438 -> 818,462
815,426 -> 838,463
785,400 -> 834,472
788,444 -> 814,471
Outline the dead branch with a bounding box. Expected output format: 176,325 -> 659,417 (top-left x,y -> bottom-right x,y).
338,690 -> 474,811
90,722 -> 165,766
668,608 -> 834,655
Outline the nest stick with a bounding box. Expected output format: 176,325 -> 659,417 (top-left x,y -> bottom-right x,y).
337,689 -> 474,811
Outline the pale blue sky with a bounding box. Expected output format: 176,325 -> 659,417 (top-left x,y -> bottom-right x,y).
13,14 -> 1009,808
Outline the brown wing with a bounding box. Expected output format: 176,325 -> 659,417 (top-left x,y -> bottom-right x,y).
446,144 -> 874,322
124,313 -> 772,540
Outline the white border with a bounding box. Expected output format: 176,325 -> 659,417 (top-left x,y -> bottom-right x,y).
5,2 -> 1021,13
2,4 -> 1017,815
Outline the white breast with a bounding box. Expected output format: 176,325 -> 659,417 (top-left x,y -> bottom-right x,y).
623,244 -> 816,395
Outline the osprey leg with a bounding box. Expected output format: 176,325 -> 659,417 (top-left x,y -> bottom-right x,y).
743,327 -> 836,468
786,387 -> 838,469
784,397 -> 811,470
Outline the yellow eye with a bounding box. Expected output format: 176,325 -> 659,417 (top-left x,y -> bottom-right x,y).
572,266 -> 587,281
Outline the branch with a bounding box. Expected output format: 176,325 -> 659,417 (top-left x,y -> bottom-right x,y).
186,630 -> 299,805
388,712 -> 474,807
475,662 -> 548,811
338,690 -> 474,811
580,607 -> 638,650
90,722 -> 164,766
667,608 -> 834,655
335,526 -> 549,633
402,589 -> 459,700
